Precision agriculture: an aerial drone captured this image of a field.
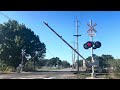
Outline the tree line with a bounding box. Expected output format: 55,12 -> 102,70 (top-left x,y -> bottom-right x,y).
38,57 -> 70,68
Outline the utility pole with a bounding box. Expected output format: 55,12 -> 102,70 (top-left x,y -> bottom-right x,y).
21,49 -> 26,72
71,42 -> 76,69
73,17 -> 81,73
34,51 -> 39,71
87,20 -> 97,77
72,44 -> 74,69
34,57 -> 35,71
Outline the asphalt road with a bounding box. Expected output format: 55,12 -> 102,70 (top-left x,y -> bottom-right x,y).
0,68 -> 77,79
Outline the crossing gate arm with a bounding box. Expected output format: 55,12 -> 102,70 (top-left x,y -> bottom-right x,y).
43,21 -> 86,61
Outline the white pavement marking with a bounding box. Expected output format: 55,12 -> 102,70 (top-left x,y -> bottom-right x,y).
43,77 -> 56,79
11,77 -> 43,79
11,77 -> 56,79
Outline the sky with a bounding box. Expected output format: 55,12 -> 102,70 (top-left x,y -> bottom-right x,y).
0,11 -> 120,64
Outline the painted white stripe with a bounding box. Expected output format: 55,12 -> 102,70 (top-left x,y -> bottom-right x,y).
11,77 -> 45,79
43,77 -> 56,79
11,76 -> 56,79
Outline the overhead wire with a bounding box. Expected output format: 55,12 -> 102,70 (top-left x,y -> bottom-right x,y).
0,11 -> 12,20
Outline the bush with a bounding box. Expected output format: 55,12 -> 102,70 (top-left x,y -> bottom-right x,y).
0,64 -> 15,73
23,61 -> 35,72
0,60 -> 15,73
23,66 -> 34,72
107,60 -> 120,78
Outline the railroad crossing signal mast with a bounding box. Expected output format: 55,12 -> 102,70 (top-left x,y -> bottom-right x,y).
87,20 -> 97,77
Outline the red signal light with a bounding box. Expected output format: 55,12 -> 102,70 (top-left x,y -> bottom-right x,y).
86,41 -> 93,48
87,43 -> 92,47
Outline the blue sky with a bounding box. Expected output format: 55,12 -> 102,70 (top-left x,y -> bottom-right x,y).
0,11 -> 120,64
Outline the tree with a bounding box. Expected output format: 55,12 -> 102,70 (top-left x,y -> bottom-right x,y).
86,56 -> 92,62
99,54 -> 114,68
62,60 -> 70,68
79,60 -> 83,67
101,54 -> 114,60
75,60 -> 83,67
0,20 -> 46,68
38,59 -> 48,67
46,57 -> 61,67
45,57 -> 70,68
85,55 -> 114,68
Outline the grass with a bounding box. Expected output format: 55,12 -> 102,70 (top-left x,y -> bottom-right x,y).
76,73 -> 91,79
107,73 -> 120,79
76,73 -> 114,79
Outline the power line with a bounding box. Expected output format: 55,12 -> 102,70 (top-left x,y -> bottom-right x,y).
46,48 -> 55,58
0,11 -> 12,20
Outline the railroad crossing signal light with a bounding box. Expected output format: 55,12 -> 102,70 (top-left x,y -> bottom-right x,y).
95,41 -> 101,48
83,43 -> 89,49
83,41 -> 101,49
83,41 -> 93,49
87,41 -> 93,47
